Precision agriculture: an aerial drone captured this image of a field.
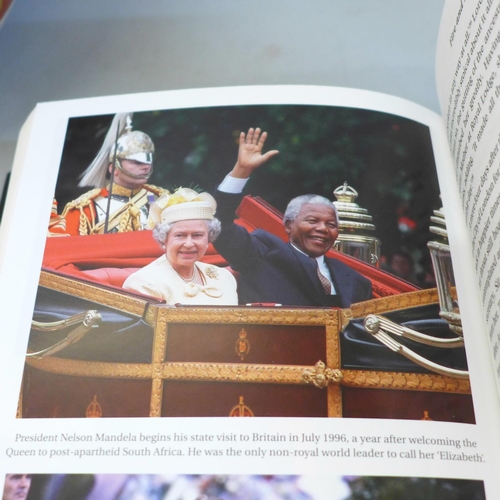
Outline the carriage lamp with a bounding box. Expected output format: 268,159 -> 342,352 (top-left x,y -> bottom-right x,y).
361,206 -> 467,379
427,208 -> 462,336
332,182 -> 381,265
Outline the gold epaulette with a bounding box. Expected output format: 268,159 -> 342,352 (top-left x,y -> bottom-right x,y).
61,188 -> 103,216
143,184 -> 169,197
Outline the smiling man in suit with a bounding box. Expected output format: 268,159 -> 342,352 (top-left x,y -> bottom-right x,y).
213,127 -> 372,307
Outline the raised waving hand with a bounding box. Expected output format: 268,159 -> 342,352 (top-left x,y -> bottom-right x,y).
230,127 -> 279,179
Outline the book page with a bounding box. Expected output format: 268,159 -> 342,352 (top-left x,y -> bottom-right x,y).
0,86 -> 498,498
436,0 -> 500,389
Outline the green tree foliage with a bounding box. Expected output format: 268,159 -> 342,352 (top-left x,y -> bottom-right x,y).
56,104 -> 441,282
344,476 -> 485,500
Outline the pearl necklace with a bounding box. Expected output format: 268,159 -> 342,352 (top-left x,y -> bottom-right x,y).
176,265 -> 198,283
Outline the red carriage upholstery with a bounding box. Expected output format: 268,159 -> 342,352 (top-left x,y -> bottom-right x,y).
42,195 -> 417,297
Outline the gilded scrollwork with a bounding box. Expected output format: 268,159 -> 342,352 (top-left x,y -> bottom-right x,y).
25,354 -> 471,396
25,355 -> 344,389
161,362 -> 318,385
150,305 -> 170,416
25,353 -> 471,395
143,305 -> 157,328
325,325 -> 341,369
150,379 -> 163,417
157,307 -> 339,327
349,288 -> 439,318
372,283 -> 404,298
152,309 -> 169,365
327,385 -> 342,418
341,369 -> 471,394
302,361 -> 343,388
39,271 -> 148,317
339,309 -> 353,331
25,356 -> 153,378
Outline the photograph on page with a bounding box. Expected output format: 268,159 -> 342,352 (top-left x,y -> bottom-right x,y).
1,473 -> 486,500
18,102 -> 472,421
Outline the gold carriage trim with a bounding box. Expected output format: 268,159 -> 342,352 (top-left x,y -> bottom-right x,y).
302,361 -> 343,388
24,356 -> 470,394
39,270 -> 151,318
350,288 -> 440,319
25,357 -> 153,378
341,370 -> 471,394
160,361 -> 341,386
38,270 -> 342,327
154,306 -> 339,326
38,272 -> 439,329
24,357 -> 336,387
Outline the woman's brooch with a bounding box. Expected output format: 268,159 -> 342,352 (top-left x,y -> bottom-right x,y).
205,266 -> 219,279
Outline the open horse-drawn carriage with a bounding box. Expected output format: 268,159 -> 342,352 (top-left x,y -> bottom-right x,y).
20,195 -> 473,421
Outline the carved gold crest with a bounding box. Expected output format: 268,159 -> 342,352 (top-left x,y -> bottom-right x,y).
421,410 -> 433,421
86,395 -> 103,418
229,396 -> 254,417
235,329 -> 250,360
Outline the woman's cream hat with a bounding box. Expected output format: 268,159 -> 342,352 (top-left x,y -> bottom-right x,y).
147,187 -> 216,228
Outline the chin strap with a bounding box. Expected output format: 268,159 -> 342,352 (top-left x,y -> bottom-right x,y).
114,158 -> 153,180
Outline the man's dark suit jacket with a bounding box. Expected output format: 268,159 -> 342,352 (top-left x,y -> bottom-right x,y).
213,190 -> 372,307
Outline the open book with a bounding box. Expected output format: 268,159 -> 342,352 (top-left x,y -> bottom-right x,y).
1,0 -> 500,498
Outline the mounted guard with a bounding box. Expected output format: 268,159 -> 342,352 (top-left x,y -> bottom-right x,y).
62,113 -> 168,235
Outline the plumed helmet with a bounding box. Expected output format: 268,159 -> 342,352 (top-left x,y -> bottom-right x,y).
78,113 -> 155,188
109,130 -> 154,165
